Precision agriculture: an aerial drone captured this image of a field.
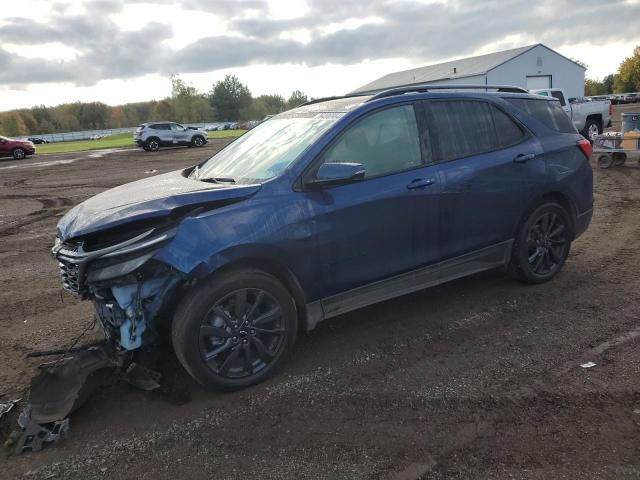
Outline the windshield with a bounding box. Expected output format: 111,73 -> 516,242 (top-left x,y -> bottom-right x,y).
194,113 -> 342,184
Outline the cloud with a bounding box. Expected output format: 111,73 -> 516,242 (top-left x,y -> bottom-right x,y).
0,0 -> 638,87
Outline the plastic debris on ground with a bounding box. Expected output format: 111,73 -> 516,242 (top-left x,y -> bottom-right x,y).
580,361 -> 597,369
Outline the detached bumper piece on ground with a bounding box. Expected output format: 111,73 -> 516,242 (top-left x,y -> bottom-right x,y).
14,343 -> 162,454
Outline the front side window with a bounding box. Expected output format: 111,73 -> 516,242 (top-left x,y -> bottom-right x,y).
320,105 -> 422,178
171,123 -> 185,131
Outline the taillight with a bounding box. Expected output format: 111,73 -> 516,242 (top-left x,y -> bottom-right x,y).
609,103 -> 613,116
577,138 -> 592,158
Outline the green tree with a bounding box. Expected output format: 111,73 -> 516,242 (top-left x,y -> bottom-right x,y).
17,110 -> 38,134
3,112 -> 28,136
257,94 -> 287,115
170,75 -> 214,122
287,90 -> 308,109
584,79 -> 605,96
603,74 -> 615,94
77,102 -> 109,129
616,46 -> 640,92
108,106 -> 127,128
209,75 -> 252,121
153,99 -> 176,121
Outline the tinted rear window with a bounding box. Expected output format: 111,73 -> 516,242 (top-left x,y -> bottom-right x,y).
425,100 -> 525,162
504,98 -> 576,134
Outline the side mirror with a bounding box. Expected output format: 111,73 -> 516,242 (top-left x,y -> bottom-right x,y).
306,162 -> 365,187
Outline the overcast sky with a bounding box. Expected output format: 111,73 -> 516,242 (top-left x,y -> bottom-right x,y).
1,0 -> 639,111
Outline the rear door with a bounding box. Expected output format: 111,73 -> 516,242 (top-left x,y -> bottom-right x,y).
152,124 -> 172,143
423,99 -> 545,260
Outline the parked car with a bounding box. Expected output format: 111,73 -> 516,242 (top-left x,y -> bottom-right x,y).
532,88 -> 612,141
607,94 -> 623,105
0,136 -> 36,159
27,137 -> 49,144
622,93 -> 639,103
133,122 -> 208,151
53,86 -> 593,391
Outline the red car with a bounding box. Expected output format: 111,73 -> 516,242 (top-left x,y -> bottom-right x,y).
0,136 -> 36,160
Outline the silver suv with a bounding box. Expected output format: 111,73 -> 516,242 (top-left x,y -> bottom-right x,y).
134,122 -> 208,151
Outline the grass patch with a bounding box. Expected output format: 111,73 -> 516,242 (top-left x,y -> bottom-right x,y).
208,130 -> 246,139
36,132 -> 135,154
37,130 -> 246,155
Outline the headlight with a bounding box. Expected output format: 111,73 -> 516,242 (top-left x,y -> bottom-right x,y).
86,250 -> 158,283
53,227 -> 177,295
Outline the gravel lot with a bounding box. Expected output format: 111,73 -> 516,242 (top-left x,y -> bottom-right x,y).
1,137 -> 640,479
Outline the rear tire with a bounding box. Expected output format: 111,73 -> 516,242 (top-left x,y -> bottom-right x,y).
508,203 -> 572,284
172,269 -> 297,391
145,138 -> 160,152
12,148 -> 25,160
583,119 -> 601,143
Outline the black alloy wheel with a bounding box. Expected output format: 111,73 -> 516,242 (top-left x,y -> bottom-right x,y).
525,211 -> 569,276
199,288 -> 286,379
509,203 -> 572,284
172,269 -> 297,390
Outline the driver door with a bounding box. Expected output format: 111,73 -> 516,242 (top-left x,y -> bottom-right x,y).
303,103 -> 442,305
170,123 -> 189,144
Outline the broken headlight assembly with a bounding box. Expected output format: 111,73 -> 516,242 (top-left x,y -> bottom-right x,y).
52,226 -> 177,298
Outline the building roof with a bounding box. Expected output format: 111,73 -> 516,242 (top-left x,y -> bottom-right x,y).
351,43 -> 585,94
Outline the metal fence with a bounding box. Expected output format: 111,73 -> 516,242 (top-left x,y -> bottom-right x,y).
20,127 -> 135,143
18,121 -> 238,143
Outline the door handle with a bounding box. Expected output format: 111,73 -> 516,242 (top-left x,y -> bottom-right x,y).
513,153 -> 536,163
407,178 -> 435,189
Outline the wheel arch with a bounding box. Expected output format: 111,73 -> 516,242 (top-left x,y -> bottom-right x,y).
585,113 -> 603,125
192,255 -> 309,334
515,191 -> 578,240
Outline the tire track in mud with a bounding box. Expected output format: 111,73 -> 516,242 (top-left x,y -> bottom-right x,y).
0,195 -> 74,235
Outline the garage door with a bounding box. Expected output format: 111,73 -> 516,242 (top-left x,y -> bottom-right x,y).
526,75 -> 552,90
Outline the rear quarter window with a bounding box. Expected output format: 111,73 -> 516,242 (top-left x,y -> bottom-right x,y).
504,98 -> 576,134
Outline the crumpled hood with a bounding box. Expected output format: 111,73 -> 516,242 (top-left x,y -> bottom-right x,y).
57,169 -> 261,240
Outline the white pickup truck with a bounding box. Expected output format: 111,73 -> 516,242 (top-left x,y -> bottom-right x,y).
531,88 -> 612,141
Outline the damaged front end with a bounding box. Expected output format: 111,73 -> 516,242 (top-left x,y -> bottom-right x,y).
15,222 -> 188,453
54,221 -> 185,357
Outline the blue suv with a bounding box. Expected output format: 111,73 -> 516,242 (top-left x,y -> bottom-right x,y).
53,85 -> 593,390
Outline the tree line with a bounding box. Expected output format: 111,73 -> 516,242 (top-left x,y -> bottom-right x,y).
0,75 -> 308,137
4,45 -> 640,137
584,46 -> 640,96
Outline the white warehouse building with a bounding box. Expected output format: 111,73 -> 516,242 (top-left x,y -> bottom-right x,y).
352,44 -> 586,99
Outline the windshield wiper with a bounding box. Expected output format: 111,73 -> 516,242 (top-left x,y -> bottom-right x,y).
200,177 -> 236,184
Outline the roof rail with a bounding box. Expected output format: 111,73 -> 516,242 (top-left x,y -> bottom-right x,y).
297,93 -> 371,107
366,84 -> 528,102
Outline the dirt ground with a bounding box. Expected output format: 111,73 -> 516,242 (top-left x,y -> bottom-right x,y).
1,135 -> 640,479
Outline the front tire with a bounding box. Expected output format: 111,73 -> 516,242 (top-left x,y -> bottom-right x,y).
172,269 -> 297,391
12,148 -> 26,160
508,203 -> 572,284
192,135 -> 205,147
